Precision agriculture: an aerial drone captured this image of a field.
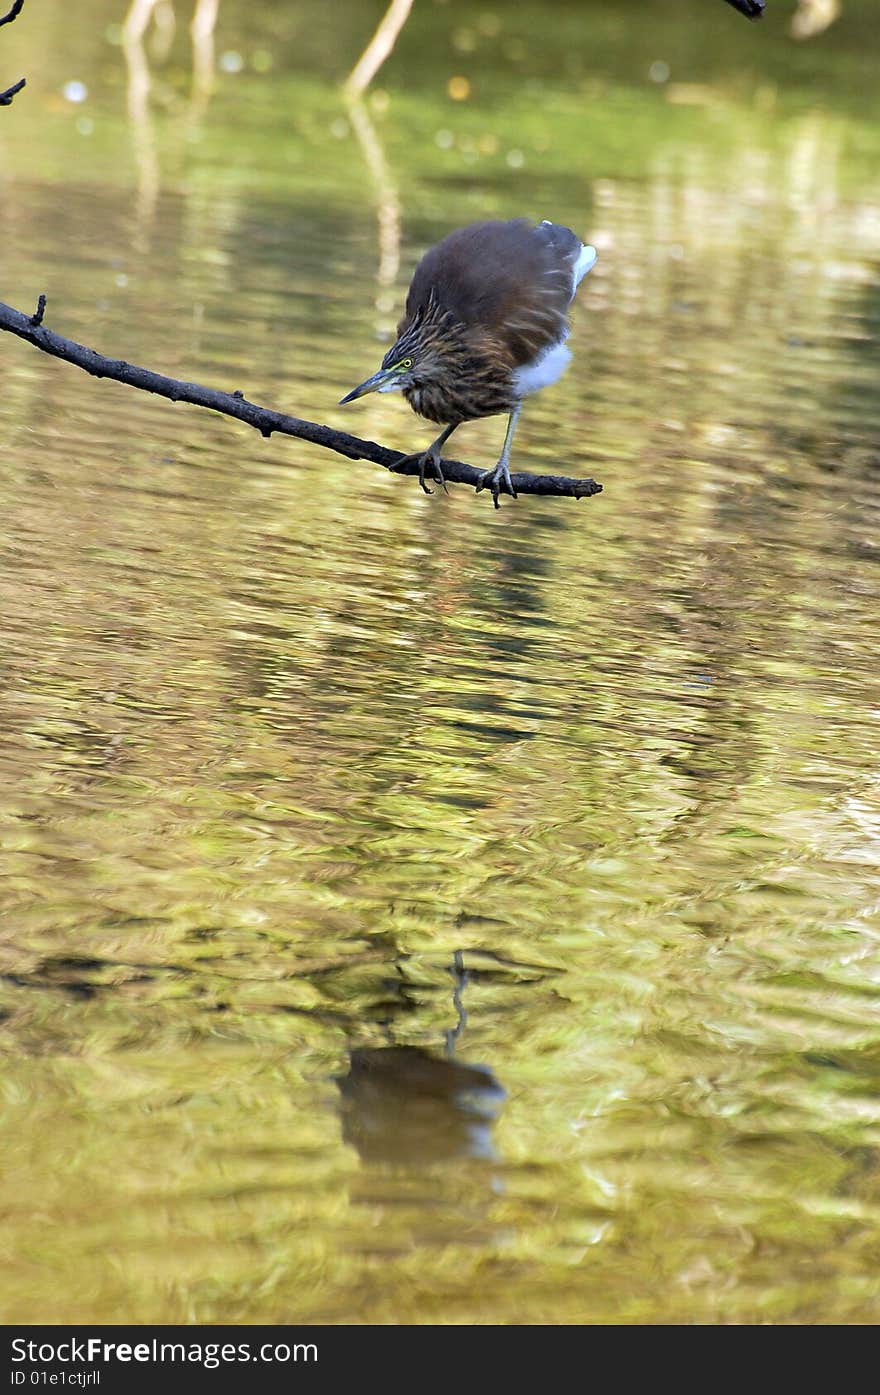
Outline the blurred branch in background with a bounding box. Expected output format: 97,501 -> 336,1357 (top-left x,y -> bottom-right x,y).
344,0 -> 414,99
149,0 -> 177,62
792,0 -> 841,38
123,0 -> 161,237
341,4 -> 415,334
121,0 -> 222,238
0,0 -> 25,107
0,297 -> 603,503
191,0 -> 220,109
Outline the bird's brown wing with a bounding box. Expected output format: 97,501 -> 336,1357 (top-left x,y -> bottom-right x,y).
400,219 -> 582,368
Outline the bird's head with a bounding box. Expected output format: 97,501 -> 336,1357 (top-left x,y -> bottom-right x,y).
339,346 -> 417,404
339,317 -> 452,405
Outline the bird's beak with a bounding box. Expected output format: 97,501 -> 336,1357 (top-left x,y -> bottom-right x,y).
339,369 -> 394,404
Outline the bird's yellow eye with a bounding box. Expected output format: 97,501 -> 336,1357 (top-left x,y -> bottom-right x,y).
397,357 -> 413,370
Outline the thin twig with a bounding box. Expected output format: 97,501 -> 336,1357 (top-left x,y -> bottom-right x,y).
0,1 -> 25,29
0,297 -> 603,503
0,74 -> 24,103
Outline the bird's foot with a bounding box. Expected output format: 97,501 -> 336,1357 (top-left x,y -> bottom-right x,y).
476,459 -> 518,509
392,447 -> 448,495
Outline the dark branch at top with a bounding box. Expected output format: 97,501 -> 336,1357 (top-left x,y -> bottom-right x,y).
723,0 -> 765,18
0,75 -> 24,104
0,1 -> 25,28
1,0 -> 25,107
0,296 -> 603,505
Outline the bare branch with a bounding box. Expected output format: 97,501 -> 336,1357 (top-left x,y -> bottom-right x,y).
0,297 -> 603,503
0,1 -> 25,28
1,0 -> 25,107
0,74 -> 24,103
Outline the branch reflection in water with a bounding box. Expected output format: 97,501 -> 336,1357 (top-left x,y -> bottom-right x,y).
122,0 -> 222,242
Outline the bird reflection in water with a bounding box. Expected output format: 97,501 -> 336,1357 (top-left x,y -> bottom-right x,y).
336,952 -> 506,1167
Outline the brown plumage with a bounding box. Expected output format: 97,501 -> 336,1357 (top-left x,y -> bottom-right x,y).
394,219 -> 583,423
340,218 -> 596,505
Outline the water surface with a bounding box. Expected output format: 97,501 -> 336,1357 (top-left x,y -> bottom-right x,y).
1,0 -> 879,1324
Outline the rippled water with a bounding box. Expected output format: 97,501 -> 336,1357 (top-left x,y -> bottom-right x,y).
1,0 -> 879,1324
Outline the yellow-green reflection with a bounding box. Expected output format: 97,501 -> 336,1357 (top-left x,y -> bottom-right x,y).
0,0 -> 879,1325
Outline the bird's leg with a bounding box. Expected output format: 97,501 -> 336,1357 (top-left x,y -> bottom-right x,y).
393,423 -> 459,495
476,405 -> 521,508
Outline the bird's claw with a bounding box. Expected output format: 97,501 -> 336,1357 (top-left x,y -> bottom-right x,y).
419,450 -> 448,496
393,449 -> 448,495
476,462 -> 518,508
